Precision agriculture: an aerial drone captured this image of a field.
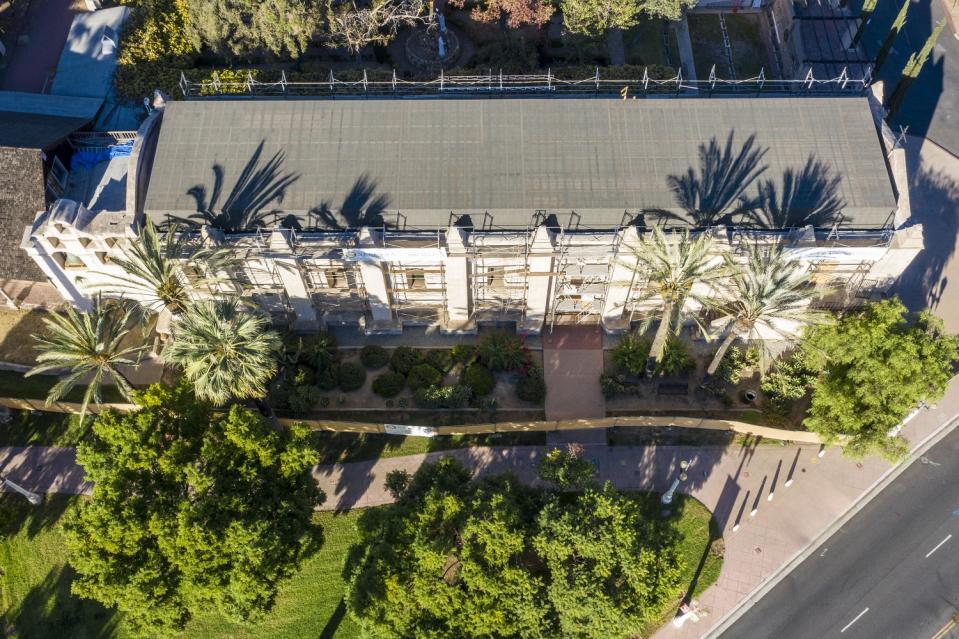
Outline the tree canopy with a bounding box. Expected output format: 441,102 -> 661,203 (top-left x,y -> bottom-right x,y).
65,383 -> 324,635
801,298 -> 958,459
185,0 -> 321,58
560,0 -> 643,36
346,457 -> 685,638
449,0 -> 554,28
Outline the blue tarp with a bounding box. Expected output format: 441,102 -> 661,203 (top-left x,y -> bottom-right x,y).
70,140 -> 134,170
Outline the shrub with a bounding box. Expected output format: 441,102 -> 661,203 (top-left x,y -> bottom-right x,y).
761,350 -> 819,406
338,362 -> 367,392
384,469 -> 412,499
516,366 -> 546,403
612,334 -> 652,375
655,337 -> 695,377
716,346 -> 761,385
286,384 -> 320,413
360,345 -> 390,369
318,396 -> 331,408
407,364 -> 443,391
372,371 -> 406,398
414,384 -> 472,409
600,373 -> 627,399
424,349 -> 453,372
390,346 -> 422,375
537,447 -> 596,490
451,344 -> 478,365
315,363 -> 339,391
479,331 -> 527,371
464,363 -> 495,396
397,398 -> 409,408
305,332 -> 338,370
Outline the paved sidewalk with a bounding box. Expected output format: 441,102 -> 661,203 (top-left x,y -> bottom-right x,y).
0,446 -> 89,494
542,326 -> 605,421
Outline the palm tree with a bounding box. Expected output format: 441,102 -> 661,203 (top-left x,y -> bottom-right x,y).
97,218 -> 238,317
27,296 -> 146,419
705,244 -> 824,376
627,227 -> 729,376
163,297 -> 281,406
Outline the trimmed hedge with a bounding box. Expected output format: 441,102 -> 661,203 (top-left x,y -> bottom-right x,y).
406,364 -> 443,391
360,345 -> 390,369
424,349 -> 453,373
414,384 -> 472,409
338,362 -> 367,392
517,366 -> 546,404
372,372 -> 406,398
390,346 -> 421,375
464,364 -> 495,396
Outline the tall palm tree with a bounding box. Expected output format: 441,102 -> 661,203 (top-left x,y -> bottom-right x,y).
97,218 -> 238,316
163,298 -> 281,406
705,244 -> 824,376
27,296 -> 146,419
628,227 -> 729,376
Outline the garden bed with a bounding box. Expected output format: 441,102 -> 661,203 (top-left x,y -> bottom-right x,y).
686,12 -> 771,80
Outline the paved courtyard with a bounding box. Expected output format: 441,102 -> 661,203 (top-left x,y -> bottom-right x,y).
542,325 -> 606,421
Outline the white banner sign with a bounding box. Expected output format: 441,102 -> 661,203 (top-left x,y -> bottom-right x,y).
784,246 -> 888,263
343,247 -> 447,263
384,424 -> 437,438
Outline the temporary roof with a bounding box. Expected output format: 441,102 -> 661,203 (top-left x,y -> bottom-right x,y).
51,7 -> 130,100
0,91 -> 101,148
142,97 -> 898,231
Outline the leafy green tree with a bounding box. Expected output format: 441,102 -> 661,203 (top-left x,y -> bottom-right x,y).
801,298 -> 958,459
627,227 -> 728,376
96,218 -> 238,316
346,458 -> 548,639
537,447 -> 596,490
639,0 -> 696,21
185,0 -> 321,59
164,297 -> 281,405
65,383 -> 324,635
560,0 -> 642,37
533,484 -> 683,638
706,244 -> 823,376
27,296 -> 146,418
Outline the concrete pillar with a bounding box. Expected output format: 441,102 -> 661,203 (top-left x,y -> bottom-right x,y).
356,227 -> 400,333
865,224 -> 924,287
268,228 -> 318,332
518,225 -> 555,335
442,225 -> 475,333
19,232 -> 91,310
602,226 -> 642,333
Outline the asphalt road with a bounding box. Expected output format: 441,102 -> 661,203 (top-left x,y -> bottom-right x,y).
719,425 -> 959,639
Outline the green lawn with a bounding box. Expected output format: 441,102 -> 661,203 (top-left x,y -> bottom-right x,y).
0,370 -> 125,405
0,493 -> 721,639
311,430 -> 548,464
0,411 -> 92,448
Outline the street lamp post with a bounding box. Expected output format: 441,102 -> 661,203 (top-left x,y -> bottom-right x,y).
1,475 -> 41,506
661,460 -> 690,506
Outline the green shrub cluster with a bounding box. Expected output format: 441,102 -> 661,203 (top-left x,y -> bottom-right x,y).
390,346 -> 422,375
716,346 -> 760,385
423,349 -> 453,373
414,384 -> 472,409
516,365 -> 546,404
372,371 -> 406,398
272,332 -> 340,412
406,364 -> 444,391
479,331 -> 528,371
612,334 -> 652,375
360,345 -> 390,369
451,344 -> 478,365
464,363 -> 495,396
337,362 -> 366,392
761,350 -> 818,407
655,336 -> 695,377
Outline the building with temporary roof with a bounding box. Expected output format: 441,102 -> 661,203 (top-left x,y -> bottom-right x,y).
18,95 -> 922,334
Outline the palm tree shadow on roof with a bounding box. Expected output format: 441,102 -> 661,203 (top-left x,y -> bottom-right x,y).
178,140 -> 300,233
662,131 -> 769,228
740,155 -> 846,229
306,174 -> 391,231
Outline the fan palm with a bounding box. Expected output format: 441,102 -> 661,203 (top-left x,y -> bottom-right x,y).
163,297 -> 281,406
628,227 -> 729,376
706,244 -> 825,376
97,217 -> 238,316
26,296 -> 146,419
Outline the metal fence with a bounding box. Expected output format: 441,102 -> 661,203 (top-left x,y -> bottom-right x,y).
179,66 -> 871,99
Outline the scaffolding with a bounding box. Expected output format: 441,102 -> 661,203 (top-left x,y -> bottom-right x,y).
547,230 -> 611,331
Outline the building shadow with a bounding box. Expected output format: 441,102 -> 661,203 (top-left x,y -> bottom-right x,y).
3,564 -> 118,639
895,152 -> 959,315
665,131 -> 769,227
183,140 -> 300,233
740,155 -> 846,229
307,174 -> 391,231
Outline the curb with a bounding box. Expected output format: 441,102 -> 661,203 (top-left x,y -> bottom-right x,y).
702,409 -> 959,638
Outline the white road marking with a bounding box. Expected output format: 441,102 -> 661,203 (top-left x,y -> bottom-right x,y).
840,608 -> 869,633
925,534 -> 953,558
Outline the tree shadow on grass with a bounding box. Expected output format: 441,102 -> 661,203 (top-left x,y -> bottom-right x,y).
318,598 -> 348,639
3,564 -> 117,639
0,493 -> 77,540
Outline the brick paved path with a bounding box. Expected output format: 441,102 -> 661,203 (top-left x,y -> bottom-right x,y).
542,325 -> 606,421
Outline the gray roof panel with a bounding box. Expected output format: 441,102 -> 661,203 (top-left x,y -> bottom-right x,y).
143,98 -> 897,230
